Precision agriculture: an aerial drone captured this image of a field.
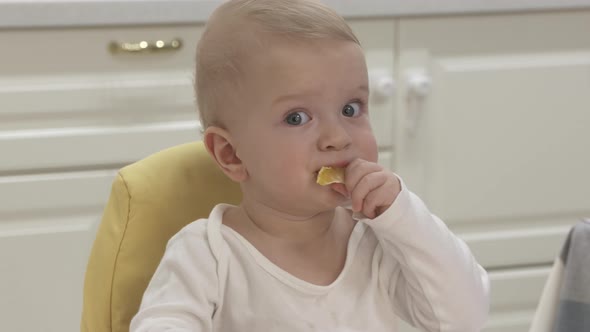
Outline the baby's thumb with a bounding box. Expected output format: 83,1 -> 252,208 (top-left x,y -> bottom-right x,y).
330,183 -> 349,198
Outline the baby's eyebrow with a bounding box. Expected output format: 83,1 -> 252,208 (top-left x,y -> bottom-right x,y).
272,84 -> 369,106
275,92 -> 308,103
356,84 -> 369,93
272,90 -> 318,106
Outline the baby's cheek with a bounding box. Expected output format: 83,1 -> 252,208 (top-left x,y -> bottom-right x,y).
370,147 -> 379,163
364,136 -> 379,163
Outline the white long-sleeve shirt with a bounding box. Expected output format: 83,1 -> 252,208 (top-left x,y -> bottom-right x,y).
130,181 -> 489,332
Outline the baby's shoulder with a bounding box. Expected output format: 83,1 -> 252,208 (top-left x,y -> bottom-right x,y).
168,204 -> 227,246
165,204 -> 230,260
164,219 -> 213,254
156,218 -> 228,276
170,218 -> 209,241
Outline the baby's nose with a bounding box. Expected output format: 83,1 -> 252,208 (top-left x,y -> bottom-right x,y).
318,122 -> 352,151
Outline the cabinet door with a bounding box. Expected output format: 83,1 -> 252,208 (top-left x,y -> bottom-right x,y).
349,20 -> 396,150
396,12 -> 590,268
0,24 -> 205,331
0,170 -> 116,331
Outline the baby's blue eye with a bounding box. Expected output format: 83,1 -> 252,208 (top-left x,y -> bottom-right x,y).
342,102 -> 361,117
284,111 -> 310,126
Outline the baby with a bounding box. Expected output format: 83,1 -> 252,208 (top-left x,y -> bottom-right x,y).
130,0 -> 489,331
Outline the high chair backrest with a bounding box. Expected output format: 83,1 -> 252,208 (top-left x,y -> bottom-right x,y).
80,141 -> 241,332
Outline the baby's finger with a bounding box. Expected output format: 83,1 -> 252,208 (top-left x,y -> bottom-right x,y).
330,183 -> 349,197
362,176 -> 399,218
345,159 -> 382,193
351,171 -> 388,212
362,183 -> 391,218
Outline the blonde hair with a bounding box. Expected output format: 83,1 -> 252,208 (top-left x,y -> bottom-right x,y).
195,0 -> 360,129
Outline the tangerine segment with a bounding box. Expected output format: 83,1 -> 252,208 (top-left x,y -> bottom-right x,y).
316,166 -> 345,186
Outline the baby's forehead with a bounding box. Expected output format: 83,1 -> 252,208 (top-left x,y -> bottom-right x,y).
242,42 -> 367,95
251,37 -> 366,69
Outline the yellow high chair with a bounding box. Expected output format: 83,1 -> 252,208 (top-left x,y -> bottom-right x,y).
80,142 -> 241,332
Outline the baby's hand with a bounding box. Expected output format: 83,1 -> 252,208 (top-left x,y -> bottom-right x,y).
343,159 -> 401,219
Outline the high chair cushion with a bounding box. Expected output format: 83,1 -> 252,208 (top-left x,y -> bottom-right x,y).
81,141 -> 241,332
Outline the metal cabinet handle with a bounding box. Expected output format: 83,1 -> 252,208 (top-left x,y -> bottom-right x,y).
109,38 -> 182,54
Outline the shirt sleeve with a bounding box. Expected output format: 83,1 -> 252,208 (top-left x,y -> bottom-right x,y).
362,177 -> 490,332
129,224 -> 219,332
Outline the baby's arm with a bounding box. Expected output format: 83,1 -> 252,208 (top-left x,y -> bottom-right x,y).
130,227 -> 218,332
342,160 -> 489,331
365,186 -> 489,331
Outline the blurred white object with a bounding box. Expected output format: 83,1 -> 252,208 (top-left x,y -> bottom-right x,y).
369,69 -> 395,101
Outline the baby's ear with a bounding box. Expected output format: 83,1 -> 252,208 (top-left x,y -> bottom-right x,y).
203,126 -> 248,182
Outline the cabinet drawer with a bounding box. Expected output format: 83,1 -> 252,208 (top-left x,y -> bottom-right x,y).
0,71 -> 196,119
488,266 -> 549,313
0,170 -> 116,218
0,25 -> 203,172
0,25 -> 203,76
0,120 -> 200,172
0,70 -> 200,172
458,221 -> 572,269
484,266 -> 550,332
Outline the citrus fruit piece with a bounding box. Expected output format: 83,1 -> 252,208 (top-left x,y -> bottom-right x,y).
316,166 -> 345,186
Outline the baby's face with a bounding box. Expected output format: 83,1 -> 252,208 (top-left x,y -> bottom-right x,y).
228,38 -> 378,216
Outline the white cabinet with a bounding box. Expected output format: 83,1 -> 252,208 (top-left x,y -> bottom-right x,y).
0,171 -> 114,331
2,9 -> 589,332
395,11 -> 590,236
395,10 -> 590,266
0,25 -> 203,332
394,10 -> 590,331
0,25 -> 203,172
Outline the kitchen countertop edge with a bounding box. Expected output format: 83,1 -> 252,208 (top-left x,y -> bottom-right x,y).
1,0 -> 590,29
